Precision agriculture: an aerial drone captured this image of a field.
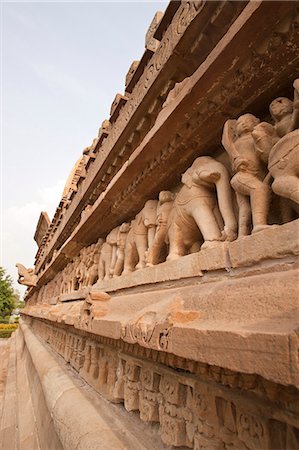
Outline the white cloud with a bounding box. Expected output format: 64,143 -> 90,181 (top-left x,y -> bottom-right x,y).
1,179 -> 65,296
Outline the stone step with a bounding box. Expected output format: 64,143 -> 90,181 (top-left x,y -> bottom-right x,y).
19,320 -> 171,450
0,338 -> 11,420
0,333 -> 18,450
15,329 -> 40,450
0,324 -> 172,450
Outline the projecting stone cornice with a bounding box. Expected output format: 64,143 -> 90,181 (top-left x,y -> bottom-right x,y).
31,0 -> 299,291
34,0 -> 246,275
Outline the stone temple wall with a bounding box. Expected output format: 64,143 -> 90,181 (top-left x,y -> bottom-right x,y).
4,1 -> 299,449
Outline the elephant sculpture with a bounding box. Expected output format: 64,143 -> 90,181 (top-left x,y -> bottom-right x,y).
61,262 -> 72,294
84,239 -> 104,285
166,156 -> 237,261
123,200 -> 158,273
146,191 -> 175,266
113,223 -> 131,277
53,271 -> 63,297
98,227 -> 120,280
74,247 -> 88,290
82,244 -> 96,286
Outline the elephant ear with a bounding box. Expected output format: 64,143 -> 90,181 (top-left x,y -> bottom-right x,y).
181,167 -> 193,189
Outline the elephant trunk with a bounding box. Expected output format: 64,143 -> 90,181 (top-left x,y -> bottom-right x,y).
147,226 -> 156,249
215,169 -> 237,241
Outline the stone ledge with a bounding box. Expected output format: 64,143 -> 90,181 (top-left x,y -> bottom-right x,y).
92,220 -> 299,294
0,334 -> 17,450
60,288 -> 90,303
21,315 -> 299,449
23,265 -> 299,389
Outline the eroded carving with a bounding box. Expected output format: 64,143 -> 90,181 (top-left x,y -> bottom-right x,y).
222,114 -> 272,237
16,263 -> 37,287
147,191 -> 174,266
123,200 -> 158,273
167,156 -> 237,260
253,79 -> 299,206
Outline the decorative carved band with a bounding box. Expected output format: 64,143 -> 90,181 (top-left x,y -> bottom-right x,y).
27,317 -> 299,450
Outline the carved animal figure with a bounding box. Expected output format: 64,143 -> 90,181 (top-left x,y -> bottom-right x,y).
98,228 -> 120,280
123,200 -> 158,273
98,241 -> 112,281
84,239 -> 104,285
70,257 -> 80,291
61,262 -> 72,294
166,156 -> 237,260
147,191 -> 175,266
113,223 -> 131,277
16,263 -> 38,287
54,271 -> 63,297
105,227 -> 120,277
75,247 -> 88,290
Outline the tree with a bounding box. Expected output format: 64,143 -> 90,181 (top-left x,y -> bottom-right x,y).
0,267 -> 15,320
12,289 -> 25,311
13,289 -> 25,310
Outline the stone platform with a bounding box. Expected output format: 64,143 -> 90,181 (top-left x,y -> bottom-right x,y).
18,221 -> 299,449
0,326 -> 175,450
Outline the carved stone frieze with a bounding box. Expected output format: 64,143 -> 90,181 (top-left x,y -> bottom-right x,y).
24,316 -> 299,450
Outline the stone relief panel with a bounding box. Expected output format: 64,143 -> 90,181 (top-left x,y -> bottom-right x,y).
31,77 -> 299,305
29,318 -> 299,450
167,156 -> 237,260
123,199 -> 158,273
222,79 -> 299,236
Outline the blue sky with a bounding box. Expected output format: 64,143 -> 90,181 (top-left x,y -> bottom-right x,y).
1,1 -> 168,293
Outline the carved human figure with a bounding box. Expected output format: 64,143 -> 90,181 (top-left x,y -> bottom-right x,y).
269,79 -> 299,138
166,156 -> 237,260
222,114 -> 272,237
146,191 -> 175,266
123,200 -> 158,273
252,79 -> 299,206
16,263 -> 38,287
113,223 -> 131,277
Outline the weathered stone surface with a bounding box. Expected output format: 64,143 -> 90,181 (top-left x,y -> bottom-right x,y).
11,1 -> 299,449
22,262 -> 299,388
18,316 -> 299,449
